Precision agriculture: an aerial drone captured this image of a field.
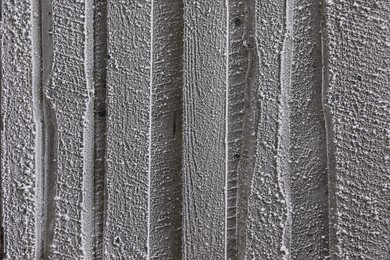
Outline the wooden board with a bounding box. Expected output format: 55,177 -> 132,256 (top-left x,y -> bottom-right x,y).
1,0 -> 389,259
324,0 -> 390,258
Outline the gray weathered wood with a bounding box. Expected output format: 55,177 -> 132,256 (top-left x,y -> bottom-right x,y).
149,1 -> 184,259
105,1 -> 151,258
324,0 -> 390,259
245,0 -> 293,258
44,0 -> 94,259
1,1 -> 37,258
183,1 -> 228,259
226,1 -> 259,260
1,1 -> 389,259
290,0 -> 329,258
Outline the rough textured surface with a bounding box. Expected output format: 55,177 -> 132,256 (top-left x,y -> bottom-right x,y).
227,1 -> 257,259
1,0 -> 389,259
92,1 -> 108,259
44,0 -> 94,259
244,0 -> 293,258
1,1 -> 37,259
324,0 -> 390,259
149,1 -> 184,259
291,0 -> 329,259
104,1 -> 151,259
183,1 -> 227,259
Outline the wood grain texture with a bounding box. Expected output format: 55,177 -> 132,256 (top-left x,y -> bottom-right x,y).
44,0 -> 93,258
149,1 -> 184,259
183,1 -> 227,259
290,0 -> 329,259
1,0 -> 389,259
104,1 -> 151,258
245,0 -> 293,258
324,0 -> 390,259
226,1 -> 258,260
1,1 -> 37,258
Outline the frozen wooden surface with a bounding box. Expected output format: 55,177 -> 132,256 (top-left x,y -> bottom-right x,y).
1,1 -> 37,258
105,1 -> 151,258
290,0 -> 329,259
182,1 -> 227,259
1,0 -> 389,259
324,0 -> 390,259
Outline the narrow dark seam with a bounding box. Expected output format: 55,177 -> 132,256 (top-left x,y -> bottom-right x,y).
93,1 -> 109,258
41,0 -> 57,258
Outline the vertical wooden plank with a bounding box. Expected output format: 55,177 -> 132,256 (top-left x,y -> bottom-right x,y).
245,0 -> 293,258
149,1 -> 184,259
324,0 -> 390,258
44,0 -> 93,258
226,0 -> 258,259
290,0 -> 329,258
183,0 -> 228,259
1,1 -> 37,258
104,1 -> 151,259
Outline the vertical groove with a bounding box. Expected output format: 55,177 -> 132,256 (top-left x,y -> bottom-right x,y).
42,87 -> 57,260
278,0 -> 294,255
224,0 -> 229,259
320,2 -> 337,258
0,0 -> 3,257
232,0 -> 257,258
31,0 -> 44,258
321,2 -> 332,255
82,0 -> 94,258
147,0 -> 154,258
93,0 -> 108,259
41,0 -> 56,258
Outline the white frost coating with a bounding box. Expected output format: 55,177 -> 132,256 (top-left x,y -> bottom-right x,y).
46,1 -> 92,258
3,0 -> 389,259
290,0 -> 329,258
1,1 -> 37,258
81,0 -> 94,259
104,1 -> 151,258
247,0 -> 296,258
324,0 -> 390,258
